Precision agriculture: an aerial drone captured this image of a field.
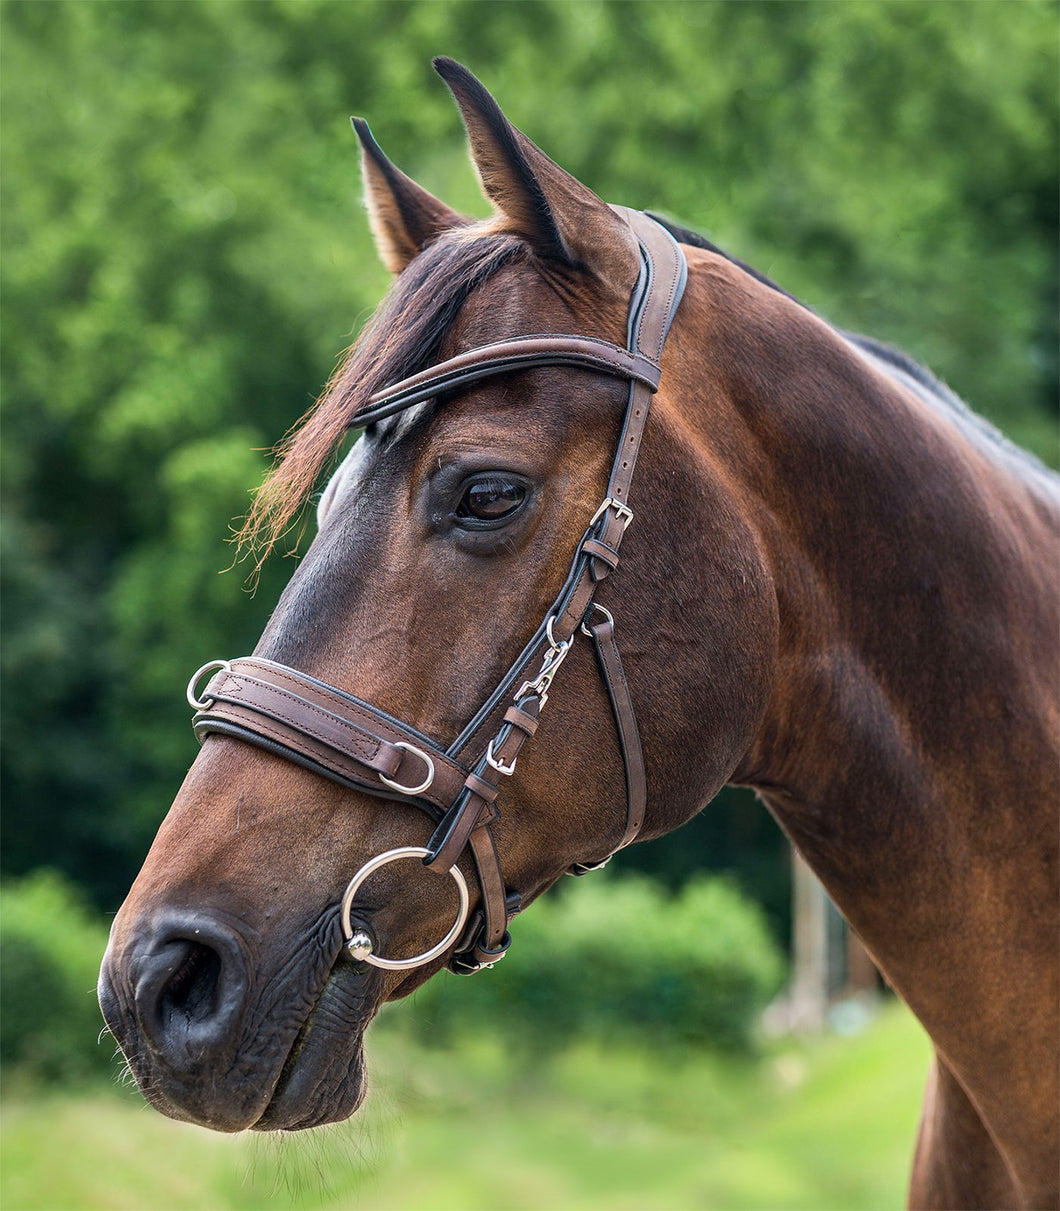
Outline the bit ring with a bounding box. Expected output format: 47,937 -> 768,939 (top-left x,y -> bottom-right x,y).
340,846 -> 470,971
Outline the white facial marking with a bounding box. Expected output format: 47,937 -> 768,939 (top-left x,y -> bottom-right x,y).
316,436 -> 372,528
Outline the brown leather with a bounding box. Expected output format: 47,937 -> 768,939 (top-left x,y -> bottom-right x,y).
465,825 -> 513,964
353,335 -> 662,429
191,210 -> 687,973
502,704 -> 539,737
194,658 -> 470,815
425,693 -> 542,880
588,614 -> 646,851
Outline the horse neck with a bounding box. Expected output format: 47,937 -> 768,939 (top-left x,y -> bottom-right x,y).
658,250 -> 1058,1167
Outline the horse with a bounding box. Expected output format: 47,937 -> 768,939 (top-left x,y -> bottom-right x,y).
98,59 -> 1059,1209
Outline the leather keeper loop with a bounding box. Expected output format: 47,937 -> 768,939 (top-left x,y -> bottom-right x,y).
581,537 -> 620,570
464,772 -> 500,804
503,705 -> 540,737
473,932 -> 512,961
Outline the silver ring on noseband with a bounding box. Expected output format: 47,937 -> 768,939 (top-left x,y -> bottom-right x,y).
340,846 -> 470,971
186,660 -> 232,710
378,742 -> 436,796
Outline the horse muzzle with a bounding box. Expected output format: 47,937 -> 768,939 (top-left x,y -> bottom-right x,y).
98,905 -> 381,1132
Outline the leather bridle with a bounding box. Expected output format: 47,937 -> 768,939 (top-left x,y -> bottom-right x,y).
187,208 -> 687,975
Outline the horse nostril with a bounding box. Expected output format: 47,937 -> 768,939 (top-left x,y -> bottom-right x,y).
126,915 -> 249,1066
159,941 -> 223,1027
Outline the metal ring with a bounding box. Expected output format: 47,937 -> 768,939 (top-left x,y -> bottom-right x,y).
580,603 -> 615,637
378,742 -> 435,796
339,846 -> 470,971
186,660 -> 231,710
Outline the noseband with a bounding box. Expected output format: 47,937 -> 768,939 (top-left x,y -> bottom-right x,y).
189,208 -> 687,975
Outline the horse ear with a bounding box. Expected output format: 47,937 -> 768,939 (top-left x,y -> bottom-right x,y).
352,117 -> 469,274
432,58 -> 638,291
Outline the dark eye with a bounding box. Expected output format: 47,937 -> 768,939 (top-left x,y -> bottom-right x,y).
455,476 -> 528,525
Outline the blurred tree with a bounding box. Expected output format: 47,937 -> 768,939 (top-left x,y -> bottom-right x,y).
2,0 -> 1056,913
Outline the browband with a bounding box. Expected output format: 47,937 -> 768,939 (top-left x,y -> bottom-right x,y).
191,208 -> 687,974
353,335 -> 661,428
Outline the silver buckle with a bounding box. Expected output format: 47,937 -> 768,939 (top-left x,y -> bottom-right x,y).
485,737 -> 518,776
589,497 -> 634,531
379,742 -> 436,796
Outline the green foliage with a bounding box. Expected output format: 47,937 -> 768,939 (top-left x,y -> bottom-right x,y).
395,874 -> 784,1050
0,872 -> 113,1082
1,1 -> 1056,907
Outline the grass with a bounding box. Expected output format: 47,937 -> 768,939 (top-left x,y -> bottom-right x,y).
1,1002 -> 930,1211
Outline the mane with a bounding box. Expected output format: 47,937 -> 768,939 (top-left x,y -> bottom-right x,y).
238,228 -> 525,562
648,212 -> 1055,482
649,211 -> 966,398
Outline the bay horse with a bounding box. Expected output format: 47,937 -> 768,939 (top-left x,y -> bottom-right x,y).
98,59 -> 1059,1209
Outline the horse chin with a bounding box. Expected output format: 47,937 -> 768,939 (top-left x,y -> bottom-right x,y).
252,962 -> 380,1132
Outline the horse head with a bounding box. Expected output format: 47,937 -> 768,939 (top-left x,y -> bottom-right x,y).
97,60 -> 778,1132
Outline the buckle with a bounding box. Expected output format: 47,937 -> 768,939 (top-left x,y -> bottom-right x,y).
589,497 -> 634,531
514,615 -> 573,709
449,930 -> 513,975
485,737 -> 518,776
567,855 -> 613,876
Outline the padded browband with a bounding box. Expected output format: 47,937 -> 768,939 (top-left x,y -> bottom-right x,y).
352,335 -> 662,429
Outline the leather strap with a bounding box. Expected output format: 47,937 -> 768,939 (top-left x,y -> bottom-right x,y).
352,335 -> 661,429
194,658 -> 469,815
425,694 -> 540,896
588,614 -> 646,852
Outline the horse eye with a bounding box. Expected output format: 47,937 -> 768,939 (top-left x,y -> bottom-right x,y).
456,477 -> 527,524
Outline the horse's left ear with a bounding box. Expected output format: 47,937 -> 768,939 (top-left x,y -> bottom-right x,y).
352,117 -> 470,274
433,58 -> 639,295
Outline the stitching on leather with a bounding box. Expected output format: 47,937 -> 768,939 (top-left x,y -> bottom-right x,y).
594,620 -> 645,842
369,350 -> 657,411
235,661 -> 451,767
219,675 -> 387,766
202,706 -> 455,811
649,239 -> 682,362
203,709 -> 373,780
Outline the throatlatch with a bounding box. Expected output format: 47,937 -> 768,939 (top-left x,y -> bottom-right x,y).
188,207 -> 687,975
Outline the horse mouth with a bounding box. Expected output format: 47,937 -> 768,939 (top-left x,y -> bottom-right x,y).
101,937 -> 383,1134
252,959 -> 382,1132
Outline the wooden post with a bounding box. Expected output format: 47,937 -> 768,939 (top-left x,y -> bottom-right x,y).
789,847 -> 829,1032
846,928 -> 881,998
